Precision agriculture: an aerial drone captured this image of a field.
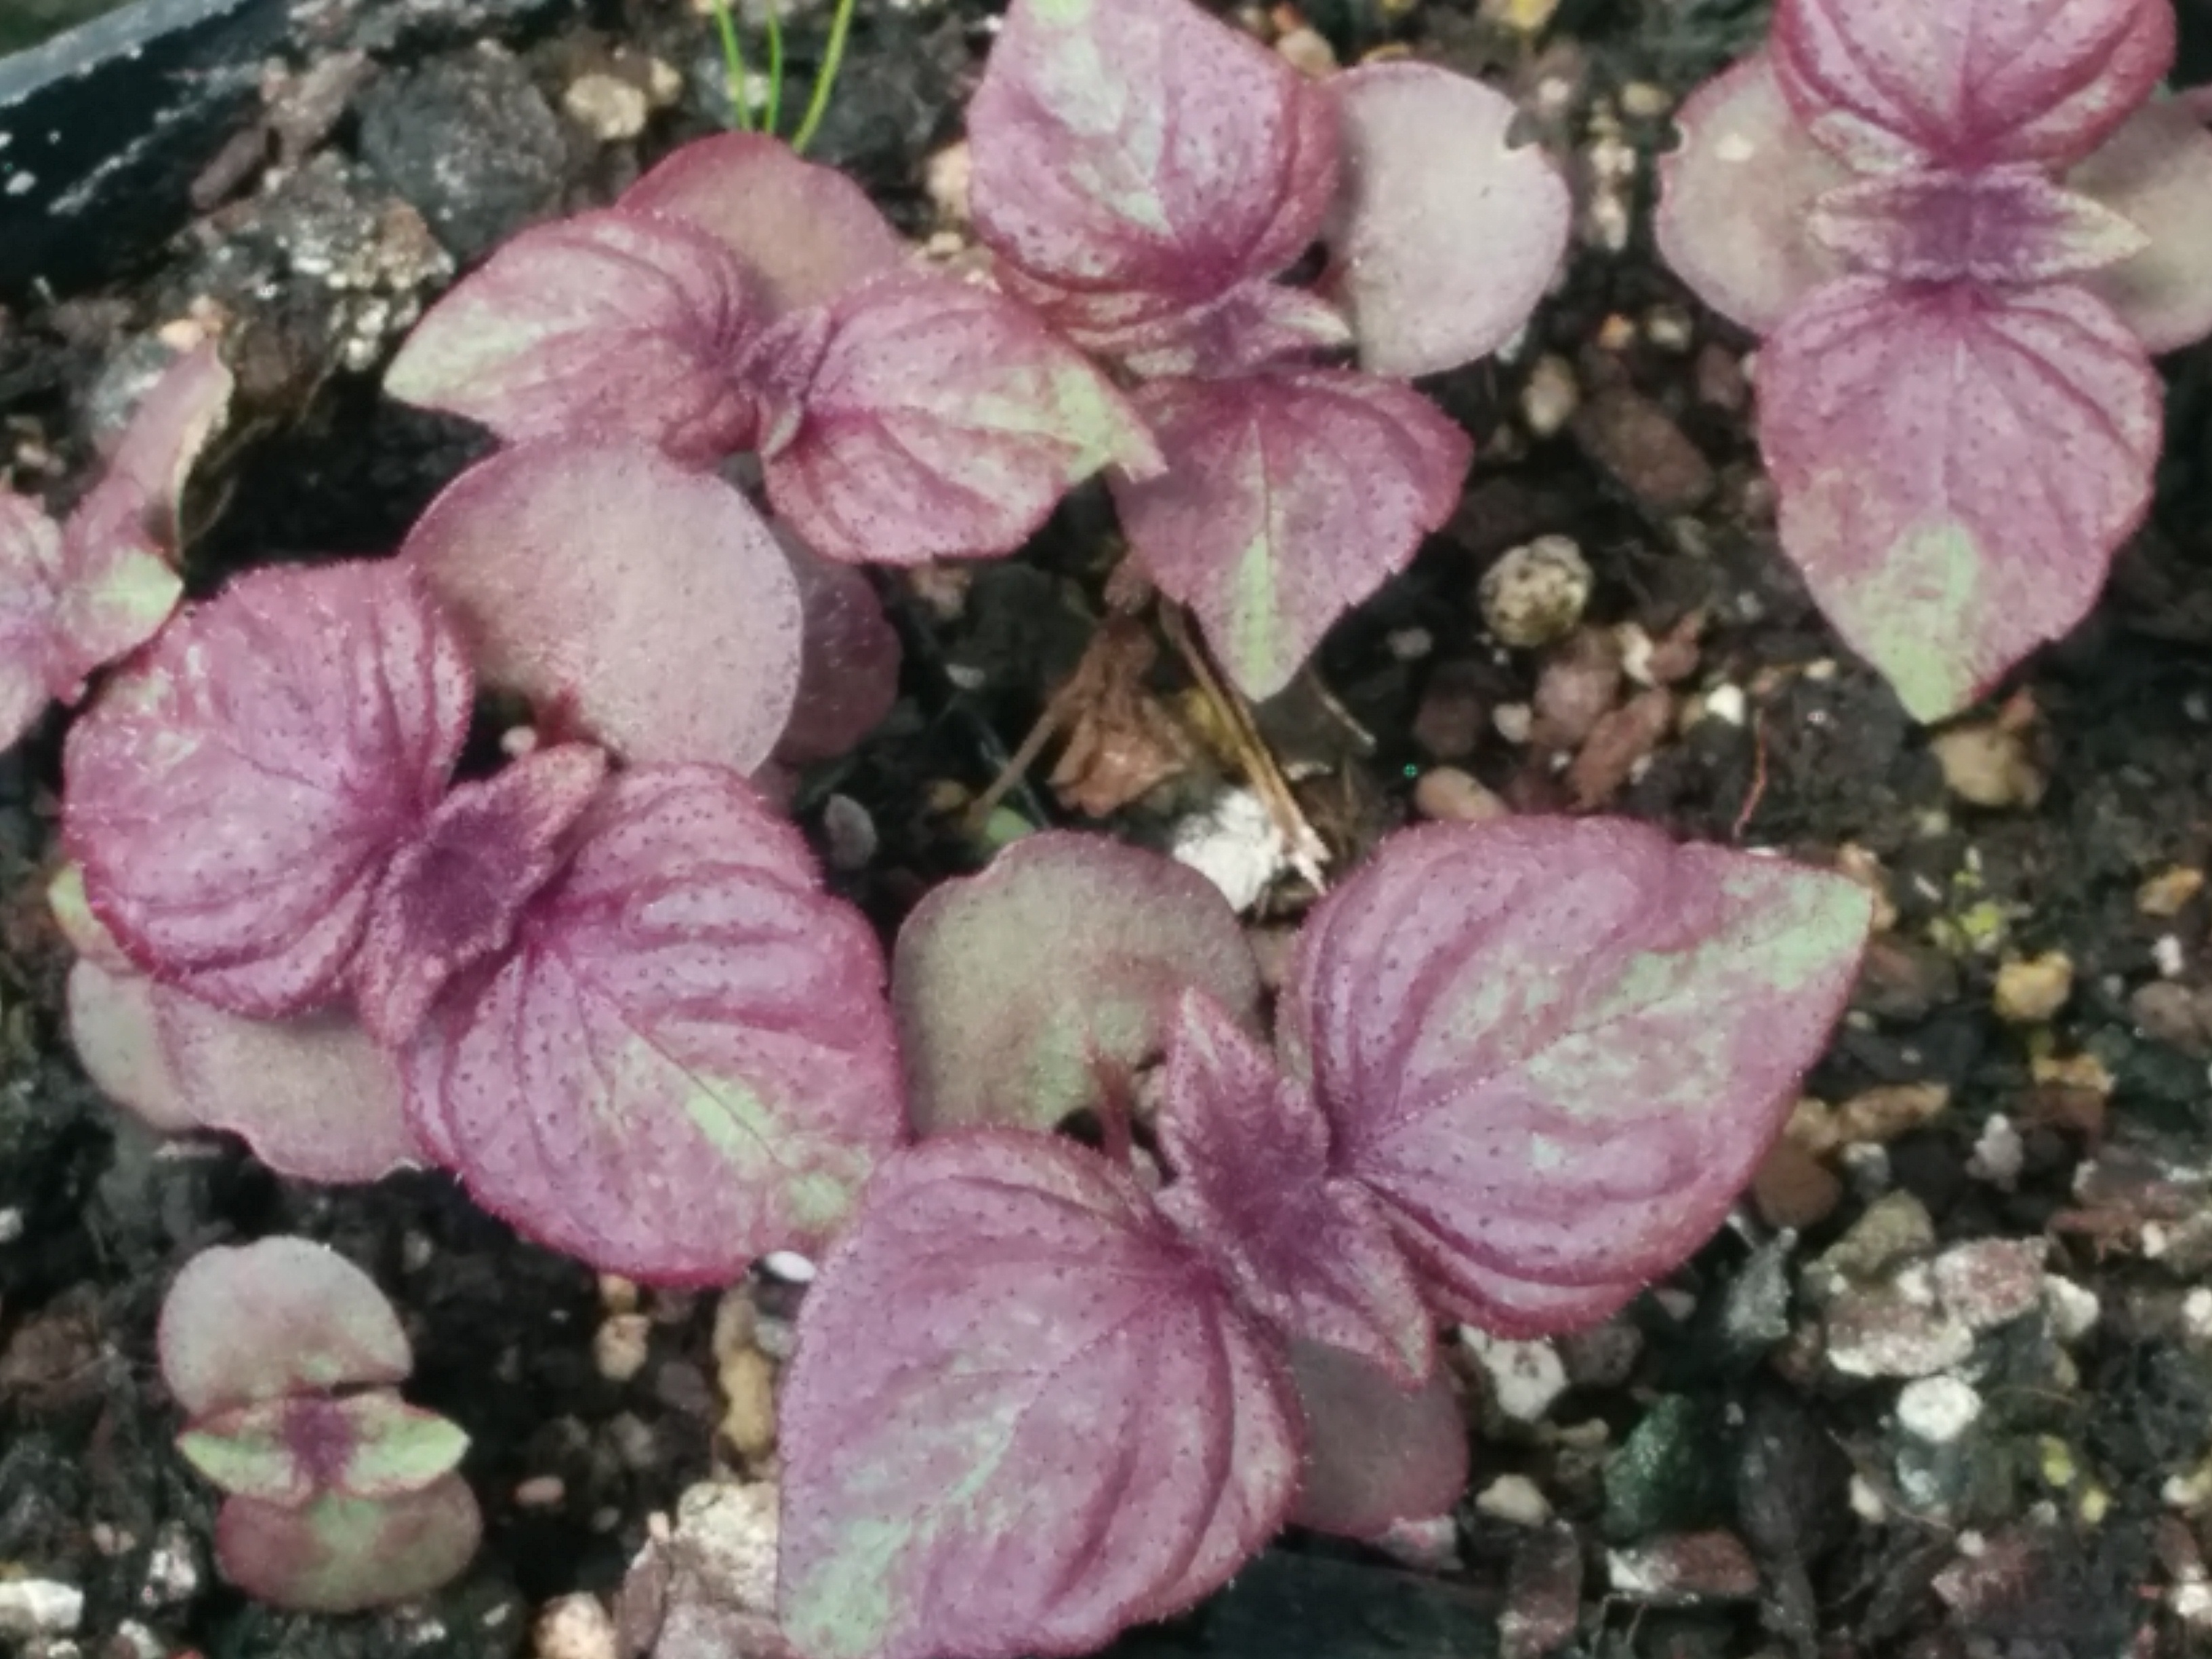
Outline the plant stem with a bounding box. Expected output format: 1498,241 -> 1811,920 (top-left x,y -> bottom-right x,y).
790,0 -> 857,154
763,1 -> 786,137
709,0 -> 752,131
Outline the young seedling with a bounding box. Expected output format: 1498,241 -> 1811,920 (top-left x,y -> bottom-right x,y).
777,821 -> 1875,1659
382,0 -> 1572,703
62,554 -> 905,1281
1658,0 -> 2212,721
0,343 -> 231,752
957,0 -> 1571,697
160,1237 -> 480,1613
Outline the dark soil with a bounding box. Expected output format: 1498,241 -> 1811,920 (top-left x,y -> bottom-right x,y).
5,1 -> 2212,1657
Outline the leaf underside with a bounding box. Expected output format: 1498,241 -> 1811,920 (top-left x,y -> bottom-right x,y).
215,1476 -> 481,1614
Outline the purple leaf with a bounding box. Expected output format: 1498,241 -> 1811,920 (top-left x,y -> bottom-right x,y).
755,272 -> 1162,567
967,0 -> 1338,348
0,494 -> 64,750
621,134 -> 907,319
1319,62 -> 1572,379
53,341 -> 232,697
214,1476 -> 481,1614
159,1237 -> 411,1418
892,831 -> 1263,1138
65,560 -> 472,1017
180,1392 -> 468,1508
1284,1339 -> 1468,1540
1155,992 -> 1433,1387
1807,168 -> 2146,286
1111,369 -> 1469,700
775,533 -> 903,764
1282,819 -> 1871,1337
1757,276 -> 2160,721
778,1130 -> 1301,1659
66,957 -> 421,1181
402,439 -> 802,773
384,209 -> 762,466
1655,53 -> 1852,335
1771,0 -> 2173,171
354,744 -> 609,1047
2070,99 -> 2212,352
1103,281 -> 1353,383
405,765 -> 903,1284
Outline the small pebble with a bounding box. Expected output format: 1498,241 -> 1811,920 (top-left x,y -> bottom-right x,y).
1993,951 -> 2072,1023
719,1345 -> 779,1460
1834,1082 -> 1949,1145
1460,1328 -> 1566,1423
1931,1238 -> 2045,1331
1965,1113 -> 2024,1188
0,1581 -> 81,1637
2156,934 -> 2187,978
924,140 -> 972,224
2043,1277 -> 2100,1345
761,1250 -> 817,1284
534,1593 -> 618,1659
1479,537 -> 1591,649
594,1313 -> 652,1382
1929,722 -> 2045,808
2138,866 -> 2205,918
1475,1474 -> 1553,1527
563,73 -> 649,141
1620,80 -> 1673,118
1519,354 -> 1580,439
1605,1532 -> 1760,1605
1273,24 -> 1336,76
1414,767 -> 1511,823
516,1475 -> 567,1509
138,1523 -> 199,1607
1896,1376 -> 1982,1444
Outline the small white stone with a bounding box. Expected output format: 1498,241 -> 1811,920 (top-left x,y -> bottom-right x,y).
2175,1580 -> 2212,1626
1492,702 -> 1534,745
594,1312 -> 652,1382
138,1523 -> 199,1607
2182,1287 -> 2212,1343
1519,354 -> 1580,439
1896,1376 -> 1982,1445
109,1622 -> 163,1659
0,1207 -> 22,1244
673,1479 -> 781,1611
761,1250 -> 817,1284
1474,1474 -> 1553,1526
2157,934 -> 2187,977
1459,1327 -> 1567,1423
1169,787 -> 1289,914
1849,1473 -> 1889,1523
0,1580 -> 81,1637
1965,1114 -> 2024,1189
533,1593 -> 617,1659
1700,684 -> 1746,727
2043,1276 -> 2100,1345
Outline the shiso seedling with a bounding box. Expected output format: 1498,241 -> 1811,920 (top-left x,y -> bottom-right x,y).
1658,0 -> 2212,720
775,822 -> 1875,1659
159,1237 -> 480,1613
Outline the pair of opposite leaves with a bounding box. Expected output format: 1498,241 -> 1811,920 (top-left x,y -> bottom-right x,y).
1660,0 -> 2212,720
772,827 -> 1873,1659
383,0 -> 1574,703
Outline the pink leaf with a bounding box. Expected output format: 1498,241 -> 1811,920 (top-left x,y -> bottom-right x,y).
1655,53 -> 1852,335
892,831 -> 1263,1138
401,440 -> 802,773
2070,98 -> 2212,352
65,560 -> 472,1017
778,1131 -> 1301,1659
67,957 -> 420,1181
159,1237 -> 412,1418
621,134 -> 907,319
967,0 -> 1338,346
775,533 -> 903,764
1284,1339 -> 1468,1539
1154,992 -> 1433,1387
1111,369 -> 1469,700
354,745 -> 609,1047
1107,281 -> 1354,382
1319,62 -> 1572,379
384,209 -> 762,466
215,1476 -> 480,1614
405,766 -> 903,1284
756,272 -> 1162,567
1758,276 -> 2160,721
0,494 -> 64,750
1771,0 -> 2173,171
1808,167 -> 2146,285
1282,819 -> 1871,1337
53,341 -> 231,697
180,1392 -> 467,1507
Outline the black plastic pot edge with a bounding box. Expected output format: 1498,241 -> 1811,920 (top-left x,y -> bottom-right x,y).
0,0 -> 285,300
